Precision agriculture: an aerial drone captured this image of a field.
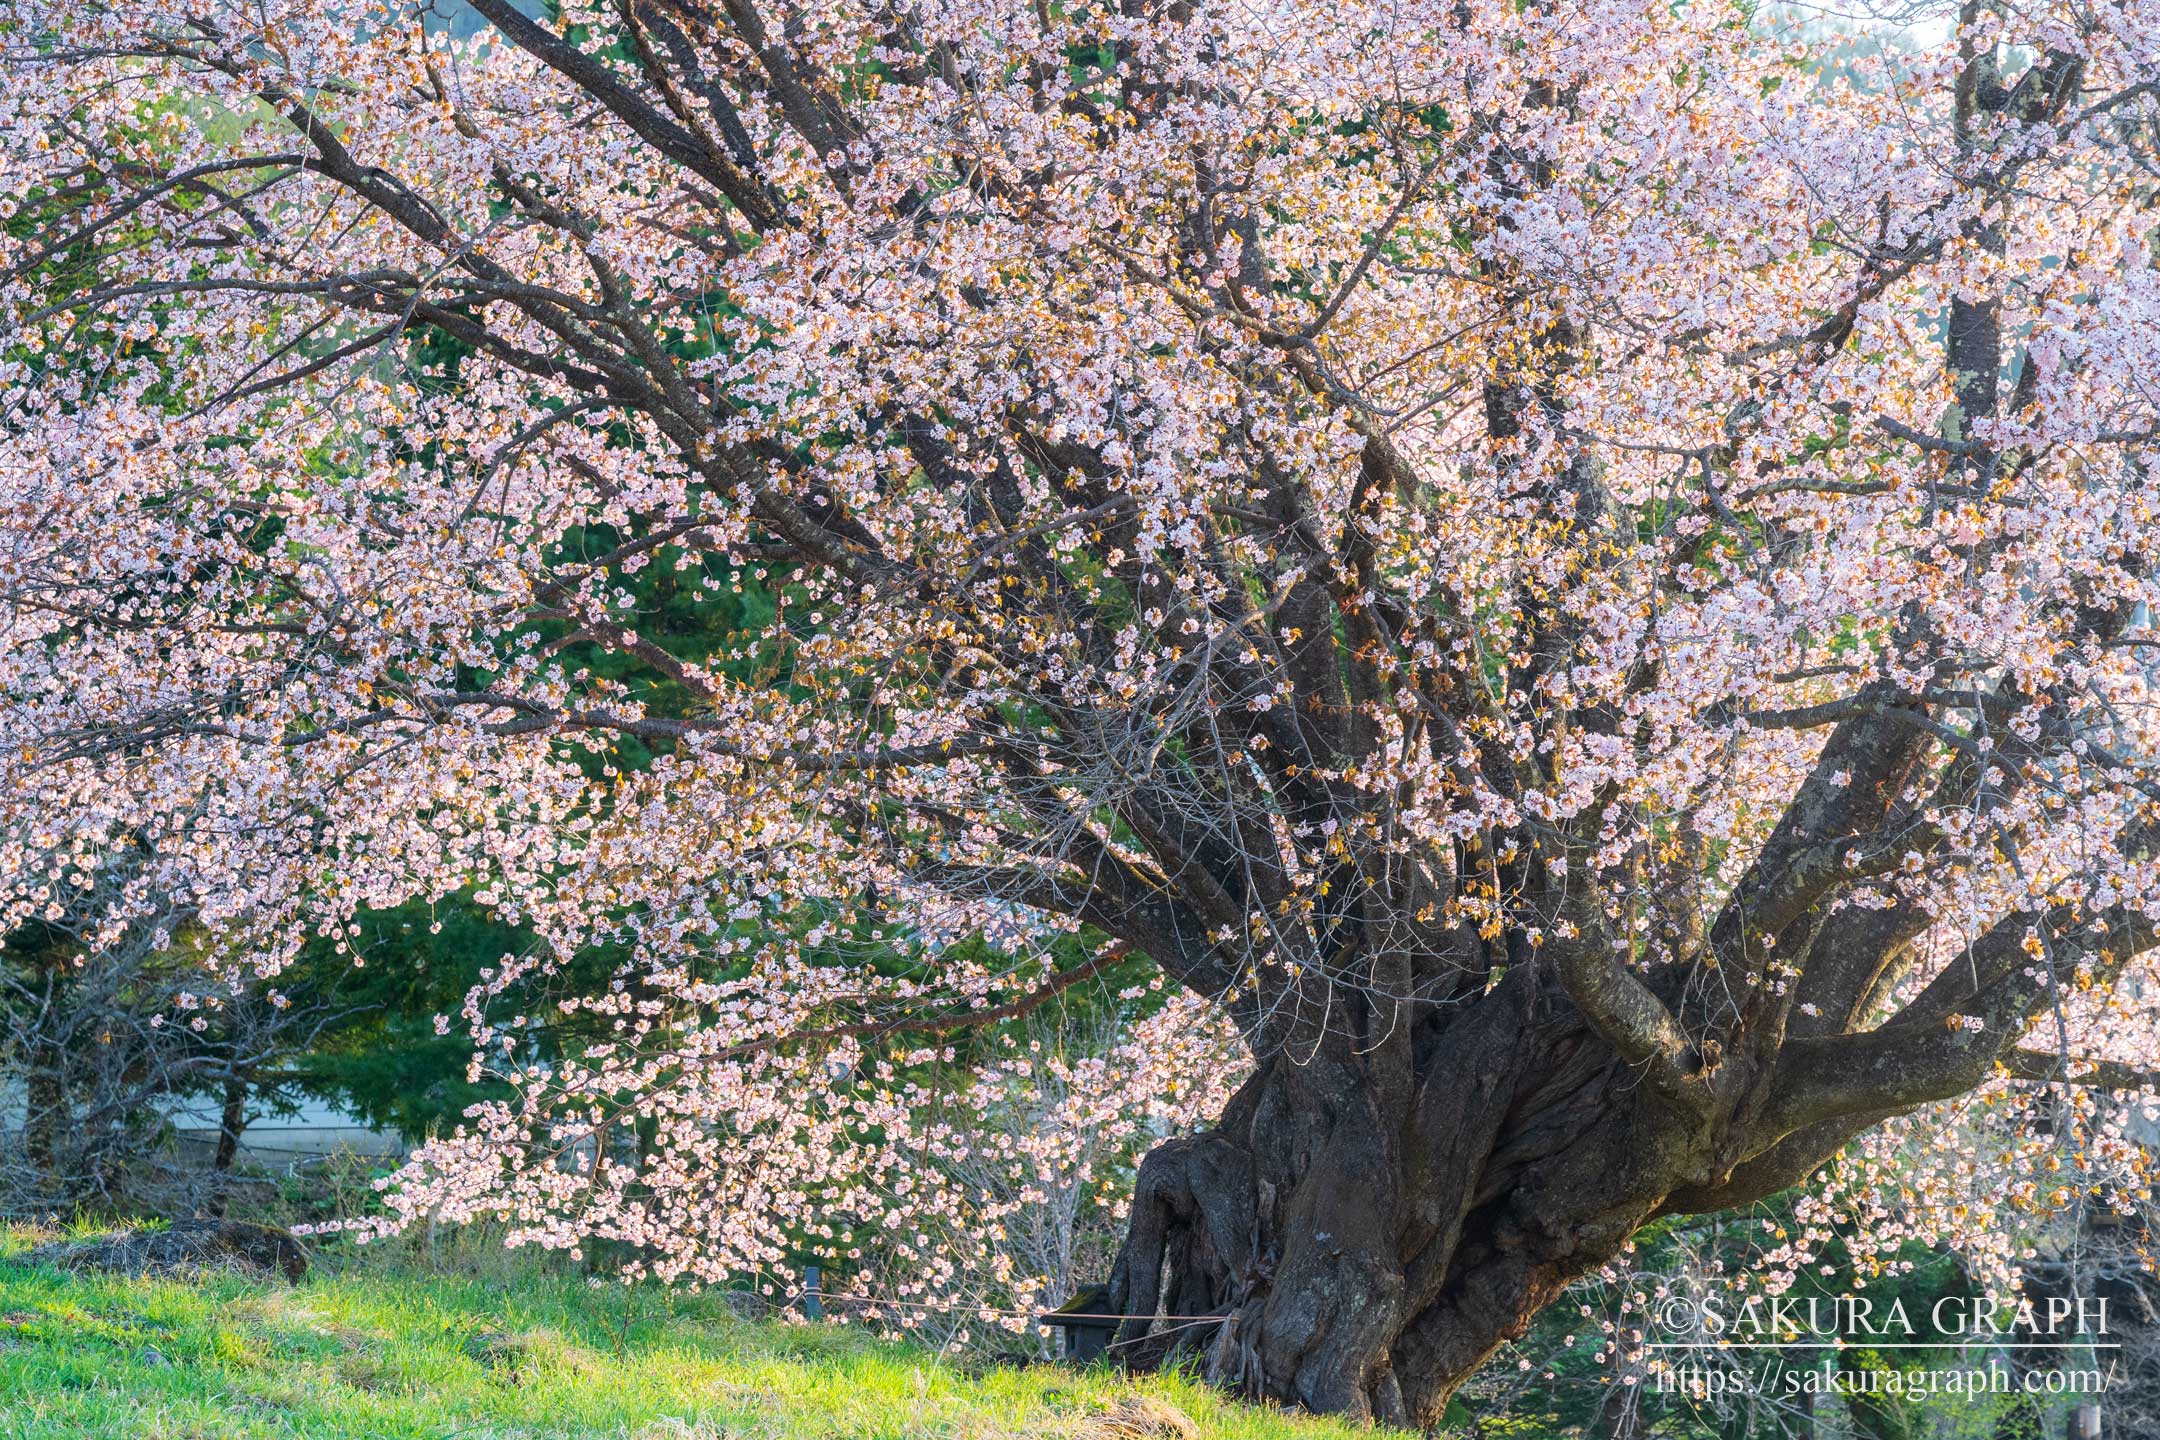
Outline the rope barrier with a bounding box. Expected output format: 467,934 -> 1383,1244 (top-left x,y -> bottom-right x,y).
793,1286 -> 1229,1356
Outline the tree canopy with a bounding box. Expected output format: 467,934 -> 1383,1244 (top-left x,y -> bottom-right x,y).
3,0 -> 2159,1421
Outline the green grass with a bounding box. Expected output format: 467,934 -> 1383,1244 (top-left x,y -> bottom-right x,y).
0,1230 -> 1371,1440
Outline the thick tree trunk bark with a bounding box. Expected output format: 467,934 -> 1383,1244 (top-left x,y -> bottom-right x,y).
205,1070 -> 249,1217
1108,972 -> 1727,1425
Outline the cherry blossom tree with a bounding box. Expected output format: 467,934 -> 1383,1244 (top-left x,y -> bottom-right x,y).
4,0 -> 2160,1421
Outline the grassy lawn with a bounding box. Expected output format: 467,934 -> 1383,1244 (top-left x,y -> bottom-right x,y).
0,1230 -> 1370,1440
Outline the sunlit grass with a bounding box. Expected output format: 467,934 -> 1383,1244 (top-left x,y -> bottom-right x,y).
0,1227 -> 1374,1440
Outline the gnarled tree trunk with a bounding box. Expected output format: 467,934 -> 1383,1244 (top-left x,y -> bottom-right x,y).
1108,969 -> 1731,1424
